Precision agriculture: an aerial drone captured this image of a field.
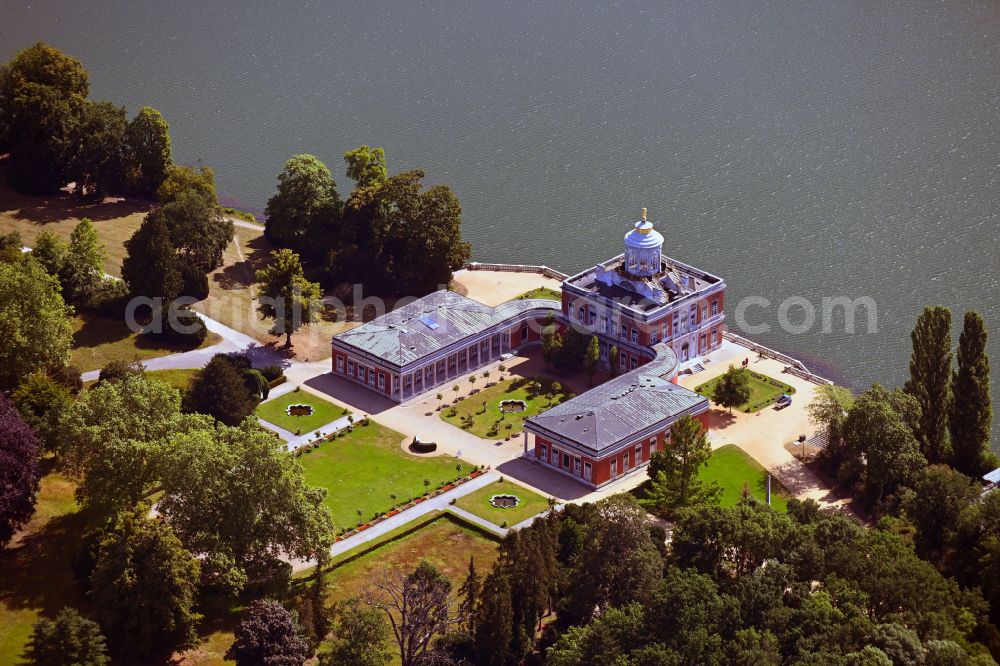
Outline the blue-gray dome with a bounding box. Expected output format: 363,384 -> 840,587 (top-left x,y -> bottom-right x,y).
624,220 -> 664,250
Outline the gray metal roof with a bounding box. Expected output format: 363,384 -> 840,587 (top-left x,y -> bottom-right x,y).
332,290 -> 559,368
526,343 -> 708,453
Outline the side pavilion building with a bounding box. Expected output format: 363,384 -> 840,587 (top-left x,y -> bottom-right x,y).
331,290 -> 558,402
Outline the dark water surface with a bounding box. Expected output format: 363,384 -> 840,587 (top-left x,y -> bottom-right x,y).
5,0 -> 1000,445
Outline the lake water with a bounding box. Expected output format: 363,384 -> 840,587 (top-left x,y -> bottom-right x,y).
5,0 -> 1000,446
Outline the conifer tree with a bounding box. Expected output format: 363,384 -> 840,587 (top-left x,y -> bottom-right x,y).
473,571 -> 513,666
950,311 -> 992,476
121,212 -> 182,304
609,345 -> 620,377
905,306 -> 953,463
24,607 -> 109,666
458,556 -> 481,633
62,217 -> 106,304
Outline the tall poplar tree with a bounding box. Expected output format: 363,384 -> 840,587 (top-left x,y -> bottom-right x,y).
950,311 -> 992,476
904,306 -> 952,463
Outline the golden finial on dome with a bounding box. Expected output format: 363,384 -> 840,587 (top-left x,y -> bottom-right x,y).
641,207 -> 647,221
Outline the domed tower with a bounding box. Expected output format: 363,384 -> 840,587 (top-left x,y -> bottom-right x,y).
623,207 -> 664,277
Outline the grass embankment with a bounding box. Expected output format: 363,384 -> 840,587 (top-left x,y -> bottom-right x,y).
440,376 -> 570,439
70,313 -> 221,373
297,421 -> 475,531
255,389 -> 349,434
700,444 -> 789,512
453,479 -> 551,527
695,369 -> 795,412
515,286 -> 562,301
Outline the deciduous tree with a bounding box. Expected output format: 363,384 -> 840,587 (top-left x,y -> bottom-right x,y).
265,154 -> 340,251
0,42 -> 88,193
905,306 -> 953,463
156,190 -> 233,272
584,334 -> 600,384
62,217 -> 107,304
950,311 -> 993,476
226,599 -> 311,666
0,257 -> 73,390
11,371 -> 71,451
256,249 -> 323,348
0,395 -> 42,546
713,365 -> 751,414
642,415 -> 719,517
90,508 -> 201,657
158,421 -> 334,591
322,597 -> 392,666
24,607 -> 109,666
126,105 -> 171,196
344,144 -> 388,189
364,560 -> 465,666
807,383 -> 855,448
70,100 -> 128,199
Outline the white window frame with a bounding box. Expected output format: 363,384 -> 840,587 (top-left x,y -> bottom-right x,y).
336,356 -> 345,372
378,374 -> 385,389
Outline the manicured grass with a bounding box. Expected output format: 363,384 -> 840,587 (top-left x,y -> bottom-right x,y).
514,286 -> 562,301
695,369 -> 795,412
0,473 -> 89,665
440,376 -> 570,439
700,445 -> 789,512
69,312 -> 221,372
255,389 -> 349,434
297,421 -> 475,530
453,479 -> 552,527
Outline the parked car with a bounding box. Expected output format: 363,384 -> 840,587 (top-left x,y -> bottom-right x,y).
499,352 -> 515,361
774,394 -> 793,410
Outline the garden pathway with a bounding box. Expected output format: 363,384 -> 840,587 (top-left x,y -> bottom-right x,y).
320,471 -> 502,564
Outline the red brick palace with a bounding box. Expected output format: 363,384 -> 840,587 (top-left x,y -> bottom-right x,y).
331,208 -> 724,489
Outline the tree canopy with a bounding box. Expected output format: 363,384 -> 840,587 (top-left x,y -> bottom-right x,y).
225,599 -> 311,666
24,607 -> 109,666
0,256 -> 73,390
0,395 -> 42,546
255,249 -> 323,348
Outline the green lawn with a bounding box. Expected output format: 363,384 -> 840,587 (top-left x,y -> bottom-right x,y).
695,369 -> 795,412
70,313 -> 221,372
255,389 -> 349,434
701,445 -> 789,512
85,368 -> 201,391
0,473 -> 90,665
441,376 -> 570,439
453,479 -> 552,527
514,286 -> 562,301
297,421 -> 475,530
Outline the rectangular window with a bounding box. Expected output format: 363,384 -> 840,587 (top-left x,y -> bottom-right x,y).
348,360 -> 355,375
521,324 -> 528,341
584,462 -> 592,480
622,325 -> 629,340
702,305 -> 708,321
610,321 -> 617,336
600,315 -> 608,332
650,438 -> 657,455
620,353 -> 627,369
635,444 -> 642,464
650,329 -> 658,344
562,452 -> 571,468
574,458 -> 581,474
631,329 -> 638,343
336,357 -> 345,372
611,459 -> 618,477
589,311 -> 596,326
711,300 -> 719,316
378,374 -> 385,389
539,444 -> 547,460
630,356 -> 638,370
577,306 -> 586,321
551,448 -> 559,465
624,452 -> 630,469
711,329 -> 717,345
